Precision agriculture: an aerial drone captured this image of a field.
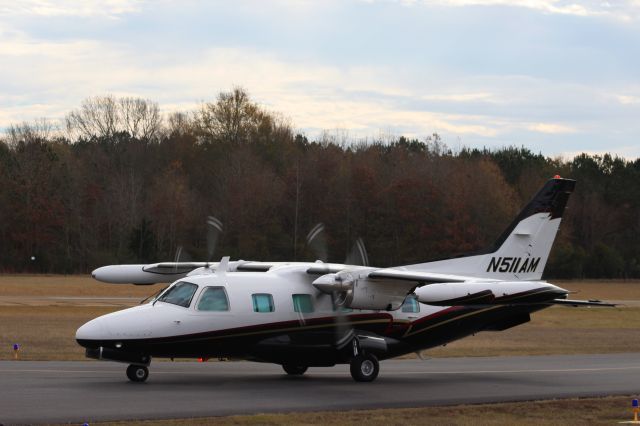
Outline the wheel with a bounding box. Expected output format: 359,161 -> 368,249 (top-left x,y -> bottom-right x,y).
126,364 -> 149,383
350,353 -> 379,382
282,364 -> 308,375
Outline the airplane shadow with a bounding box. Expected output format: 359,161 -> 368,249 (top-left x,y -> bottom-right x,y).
76,370 -> 553,390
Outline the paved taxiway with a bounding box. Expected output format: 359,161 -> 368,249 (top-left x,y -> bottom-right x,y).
1,353 -> 639,424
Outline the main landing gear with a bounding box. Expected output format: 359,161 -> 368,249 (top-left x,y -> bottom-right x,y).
349,353 -> 379,382
126,364 -> 149,383
281,355 -> 379,381
122,356 -> 379,383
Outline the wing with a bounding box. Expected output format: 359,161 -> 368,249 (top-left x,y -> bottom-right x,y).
310,266 -> 585,308
366,269 -> 471,284
93,260 -> 282,284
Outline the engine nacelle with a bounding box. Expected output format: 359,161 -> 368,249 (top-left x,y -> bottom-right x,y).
313,273 -> 414,310
415,281 -> 568,306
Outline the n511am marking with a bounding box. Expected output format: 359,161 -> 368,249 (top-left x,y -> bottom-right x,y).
486,257 -> 540,273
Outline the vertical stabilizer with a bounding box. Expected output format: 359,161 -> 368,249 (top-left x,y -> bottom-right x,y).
403,177 -> 576,280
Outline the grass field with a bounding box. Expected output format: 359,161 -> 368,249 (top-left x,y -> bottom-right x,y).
4,304 -> 638,361
64,395 -> 640,426
0,274 -> 166,297
1,275 -> 639,361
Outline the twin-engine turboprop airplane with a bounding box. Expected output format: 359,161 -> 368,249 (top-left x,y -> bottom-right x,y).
77,177 -> 612,383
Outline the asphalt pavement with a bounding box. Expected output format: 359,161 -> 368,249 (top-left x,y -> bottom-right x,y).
1,353 -> 639,424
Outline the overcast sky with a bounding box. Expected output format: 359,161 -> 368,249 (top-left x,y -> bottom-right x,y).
1,0 -> 639,158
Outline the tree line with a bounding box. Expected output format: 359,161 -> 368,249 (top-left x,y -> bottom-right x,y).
1,88 -> 638,278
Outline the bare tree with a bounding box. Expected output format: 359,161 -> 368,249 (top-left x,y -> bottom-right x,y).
66,95 -> 162,141
119,97 -> 161,140
6,118 -> 58,146
166,111 -> 192,136
66,95 -> 118,140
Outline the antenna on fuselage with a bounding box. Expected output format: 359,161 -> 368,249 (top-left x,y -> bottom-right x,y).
217,256 -> 230,276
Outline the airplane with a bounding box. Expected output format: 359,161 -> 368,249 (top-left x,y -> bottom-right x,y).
76,176 -> 613,383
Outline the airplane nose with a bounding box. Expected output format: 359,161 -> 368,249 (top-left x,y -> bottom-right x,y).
76,317 -> 110,341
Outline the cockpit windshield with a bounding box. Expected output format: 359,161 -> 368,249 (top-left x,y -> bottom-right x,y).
156,281 -> 198,308
140,285 -> 168,305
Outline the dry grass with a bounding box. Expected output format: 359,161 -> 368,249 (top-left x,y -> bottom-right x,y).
426,305 -> 640,357
0,305 -> 115,360
1,276 -> 640,360
0,274 -> 165,297
555,279 -> 640,300
76,395 -> 640,426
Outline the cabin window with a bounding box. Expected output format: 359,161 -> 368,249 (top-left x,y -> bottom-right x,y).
401,295 -> 420,313
197,287 -> 229,311
157,281 -> 198,308
292,294 -> 314,313
252,293 -> 275,313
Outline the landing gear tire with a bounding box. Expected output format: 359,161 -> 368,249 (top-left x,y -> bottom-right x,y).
350,353 -> 379,382
126,364 -> 149,383
282,364 -> 308,375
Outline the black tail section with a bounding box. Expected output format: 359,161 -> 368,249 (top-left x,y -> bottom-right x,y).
483,177 -> 575,255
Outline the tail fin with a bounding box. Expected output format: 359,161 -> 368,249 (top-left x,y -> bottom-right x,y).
404,177 -> 576,280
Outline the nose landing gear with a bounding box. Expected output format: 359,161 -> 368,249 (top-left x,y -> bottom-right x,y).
126,364 -> 149,382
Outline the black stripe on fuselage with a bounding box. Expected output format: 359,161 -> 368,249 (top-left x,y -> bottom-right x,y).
425,290 -> 495,306
77,304 -> 552,362
397,303 -> 549,354
77,313 -> 392,356
400,287 -> 562,340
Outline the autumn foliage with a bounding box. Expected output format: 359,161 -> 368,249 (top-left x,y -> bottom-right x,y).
1,88 -> 638,278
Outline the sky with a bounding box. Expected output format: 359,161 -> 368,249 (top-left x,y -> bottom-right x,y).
1,0 -> 639,158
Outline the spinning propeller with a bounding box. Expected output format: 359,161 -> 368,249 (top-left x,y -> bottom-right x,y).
205,216 -> 223,267
304,223 -> 328,262
302,223 -> 370,351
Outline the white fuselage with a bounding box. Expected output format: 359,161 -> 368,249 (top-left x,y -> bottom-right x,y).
77,265 -> 565,347
77,269 -> 425,342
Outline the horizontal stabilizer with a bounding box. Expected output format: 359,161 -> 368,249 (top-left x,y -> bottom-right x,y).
549,299 -> 617,307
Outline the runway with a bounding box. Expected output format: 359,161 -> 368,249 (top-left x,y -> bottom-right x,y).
1,353 -> 639,424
